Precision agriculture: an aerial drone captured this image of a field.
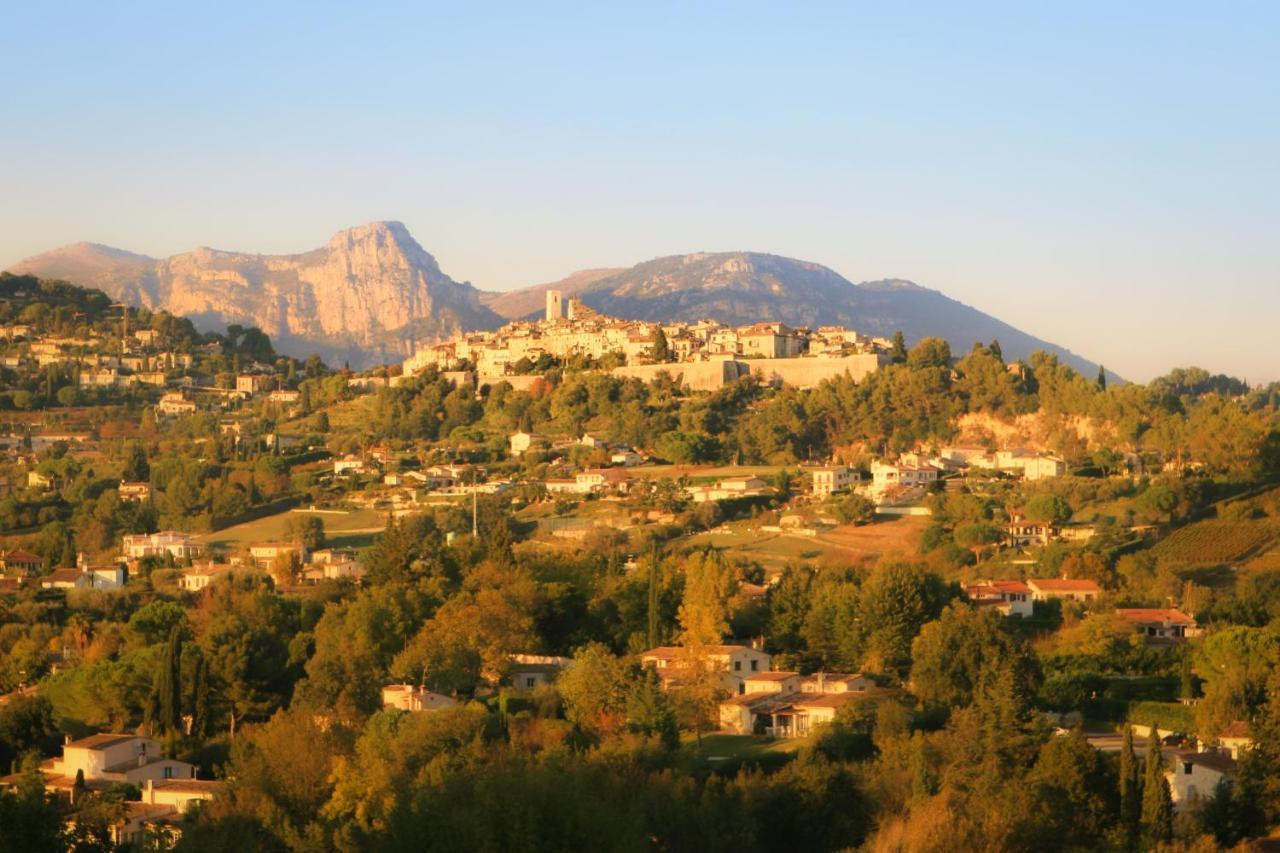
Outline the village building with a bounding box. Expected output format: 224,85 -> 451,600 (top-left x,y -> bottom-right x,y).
507,654 -> 572,690
381,684 -> 459,712
118,481 -> 152,502
333,455 -> 366,475
248,541 -> 306,568
963,579 -> 1034,618
687,476 -> 769,503
509,431 -> 549,457
870,461 -> 938,489
235,373 -> 268,395
641,644 -> 772,693
810,465 -> 859,497
122,531 -> 202,561
1115,608 -> 1200,643
1166,749 -> 1236,810
1,548 -> 43,575
1026,577 -> 1100,603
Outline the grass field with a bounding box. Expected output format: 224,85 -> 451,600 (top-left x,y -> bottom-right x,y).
199,507 -> 387,551
1150,518 -> 1280,566
678,733 -> 802,770
627,464 -> 788,483
687,515 -> 928,570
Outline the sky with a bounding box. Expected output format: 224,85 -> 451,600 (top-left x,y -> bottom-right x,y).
2,2 -> 1277,383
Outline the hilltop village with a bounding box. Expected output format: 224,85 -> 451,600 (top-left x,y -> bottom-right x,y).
2,271 -> 1280,849
402,290 -> 888,391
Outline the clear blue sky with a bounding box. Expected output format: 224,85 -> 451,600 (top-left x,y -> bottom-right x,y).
2,2 -> 1277,382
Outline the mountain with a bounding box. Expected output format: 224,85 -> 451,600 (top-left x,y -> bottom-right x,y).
480,267 -> 622,319
495,252 -> 1113,379
10,228 -> 1111,379
9,222 -> 503,369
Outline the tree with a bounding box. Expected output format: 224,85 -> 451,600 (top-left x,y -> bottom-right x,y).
953,523 -> 1003,564
152,624 -> 183,736
1141,729 -> 1173,844
1118,723 -> 1140,842
557,643 -> 629,734
857,561 -> 949,675
1023,494 -> 1073,526
296,516 -> 326,550
651,328 -> 670,362
890,330 -> 908,364
1096,365 -> 1107,390
121,442 -> 150,482
626,669 -> 679,748
910,605 -> 1040,708
830,493 -> 875,525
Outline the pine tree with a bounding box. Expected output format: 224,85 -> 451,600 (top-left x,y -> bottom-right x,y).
1141,729 -> 1173,844
646,545 -> 660,650
1119,724 -> 1141,840
988,339 -> 1003,362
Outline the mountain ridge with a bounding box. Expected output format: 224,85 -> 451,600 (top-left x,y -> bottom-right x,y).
489,252 -> 1112,379
10,227 -> 1112,379
10,222 -> 503,369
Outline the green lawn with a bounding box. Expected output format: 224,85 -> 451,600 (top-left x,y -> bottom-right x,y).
199,507 -> 387,551
678,733 -> 802,770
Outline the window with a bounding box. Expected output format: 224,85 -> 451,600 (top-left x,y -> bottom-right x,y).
1183,762 -> 1193,775
734,661 -> 741,671
163,766 -> 173,779
525,677 -> 535,689
751,660 -> 759,672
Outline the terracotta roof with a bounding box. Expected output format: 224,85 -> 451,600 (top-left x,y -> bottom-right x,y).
966,579 -> 1031,595
1028,578 -> 1101,592
1220,720 -> 1251,739
744,671 -> 800,682
1174,749 -> 1236,775
1115,608 -> 1196,626
3,549 -> 41,562
66,733 -> 143,751
641,644 -> 757,660
793,692 -> 864,709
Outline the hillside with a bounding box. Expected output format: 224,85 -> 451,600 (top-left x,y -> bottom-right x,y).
10,222 -> 503,369
494,253 -> 1112,379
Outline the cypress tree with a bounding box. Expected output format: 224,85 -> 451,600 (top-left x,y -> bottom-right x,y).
191,654 -> 210,739
1119,724 -> 1141,839
646,544 -> 660,650
890,330 -> 908,364
155,625 -> 183,734
1097,365 -> 1108,390
1141,729 -> 1173,844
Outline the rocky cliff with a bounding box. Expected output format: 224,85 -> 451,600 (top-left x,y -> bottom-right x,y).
10,222 -> 502,368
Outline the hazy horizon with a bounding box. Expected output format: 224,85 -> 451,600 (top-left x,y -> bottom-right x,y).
3,3 -> 1277,383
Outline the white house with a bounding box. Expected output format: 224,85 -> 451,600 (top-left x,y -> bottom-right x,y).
333,456 -> 366,475
509,431 -> 548,457
870,461 -> 938,489
1167,749 -> 1236,810
1026,577 -> 1100,602
811,465 -> 859,497
381,684 -> 458,712
641,644 -> 772,693
963,580 -> 1034,617
122,531 -> 202,561
1115,608 -> 1201,643
687,476 -> 769,503
507,654 -> 572,690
